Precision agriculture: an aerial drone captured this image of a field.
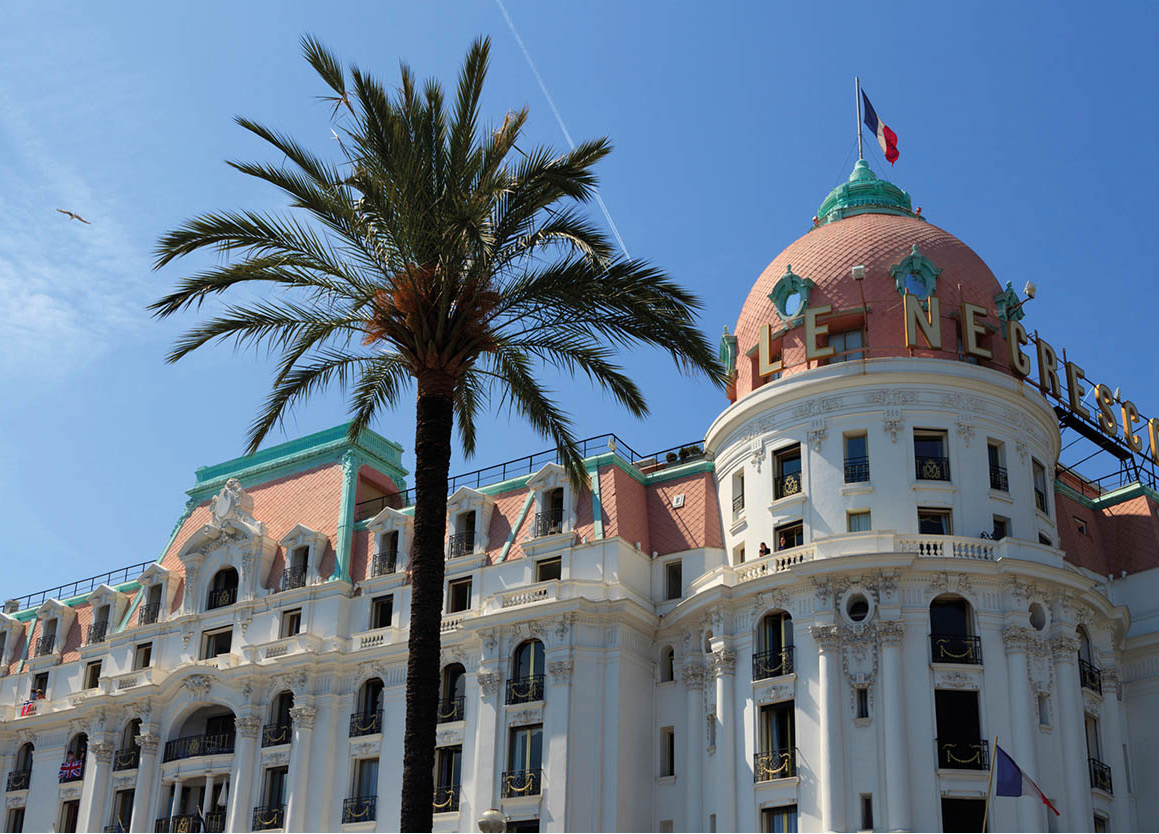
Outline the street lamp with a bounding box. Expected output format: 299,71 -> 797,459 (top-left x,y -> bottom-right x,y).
477,808 -> 507,833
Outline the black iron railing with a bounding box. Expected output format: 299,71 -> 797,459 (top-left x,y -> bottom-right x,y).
34,634 -> 56,656
774,471 -> 802,499
1089,757 -> 1113,793
139,602 -> 161,626
168,815 -> 203,832
937,738 -> 989,770
342,796 -> 377,823
916,455 -> 951,481
506,674 -> 545,705
448,532 -> 474,557
989,465 -> 1009,491
753,748 -> 796,781
252,805 -> 285,831
844,456 -> 871,483
930,633 -> 982,665
162,732 -> 235,762
59,760 -> 85,782
1079,658 -> 1103,694
262,721 -> 292,747
6,769 -> 30,791
533,508 -> 564,537
113,746 -> 140,771
8,560 -> 155,613
752,647 -> 794,681
433,784 -> 460,813
1035,487 -> 1048,513
732,493 -> 745,515
205,813 -> 225,833
280,567 -> 306,592
86,621 -> 109,645
437,696 -> 465,723
355,494 -> 405,521
206,587 -> 237,610
501,769 -> 541,798
349,710 -> 382,737
154,819 -> 170,832
371,552 -> 397,577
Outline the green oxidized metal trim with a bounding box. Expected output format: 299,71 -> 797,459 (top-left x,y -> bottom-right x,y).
767,265 -> 816,320
500,493 -> 536,561
993,282 -> 1026,323
588,464 -> 604,540
890,244 -> 942,299
719,326 -> 738,378
334,450 -> 363,584
817,159 -> 915,225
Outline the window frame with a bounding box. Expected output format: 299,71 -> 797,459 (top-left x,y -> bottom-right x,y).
370,595 -> 394,630
447,579 -> 472,614
84,661 -> 102,690
917,507 -> 952,536
535,557 -> 562,583
280,608 -> 302,638
664,561 -> 683,601
659,727 -> 676,778
200,626 -> 233,660
847,510 -> 871,533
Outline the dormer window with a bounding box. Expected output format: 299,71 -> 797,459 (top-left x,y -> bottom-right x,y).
450,511 -> 477,557
87,605 -> 111,645
526,463 -> 577,544
365,506 -> 413,580
141,585 -> 163,625
37,619 -> 58,657
534,489 -> 565,537
374,531 -> 399,577
283,547 -> 308,591
444,487 -> 495,559
207,569 -> 239,610
277,524 -> 328,591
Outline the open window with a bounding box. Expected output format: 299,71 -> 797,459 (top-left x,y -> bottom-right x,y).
365,506 -> 414,579
774,445 -> 802,499
206,568 -> 239,610
527,463 -> 577,541
930,596 -> 979,664
508,640 -> 546,705
278,524 -> 328,590
439,664 -> 466,723
446,487 -> 495,559
754,612 -> 794,680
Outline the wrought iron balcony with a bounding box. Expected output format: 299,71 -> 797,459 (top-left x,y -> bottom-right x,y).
1079,658 -> 1103,694
433,784 -> 460,813
342,795 -> 377,824
916,455 -> 951,481
1035,487 -> 1048,513
844,456 -> 871,483
506,674 -> 545,705
437,696 -> 465,723
280,566 -> 306,592
752,647 -> 794,681
532,507 -> 564,537
753,748 -> 796,781
252,804 -> 285,831
501,768 -> 541,798
164,813 -> 219,832
349,709 -> 382,737
774,471 -> 802,499
989,465 -> 1009,491
204,813 -> 225,833
448,531 -> 475,557
139,602 -> 161,626
206,587 -> 238,610
162,732 -> 235,762
937,738 -> 989,770
154,819 -> 170,833
86,621 -> 109,645
732,493 -> 745,515
262,721 -> 292,747
113,746 -> 140,771
1089,756 -> 1113,793
371,551 -> 397,577
34,634 -> 56,656
930,633 -> 982,665
6,769 -> 30,792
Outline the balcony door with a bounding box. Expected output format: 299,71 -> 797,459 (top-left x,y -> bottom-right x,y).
759,702 -> 794,756
934,690 -> 985,768
355,757 -> 379,798
508,725 -> 543,775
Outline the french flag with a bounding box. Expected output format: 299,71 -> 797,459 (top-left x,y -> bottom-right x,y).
861,89 -> 899,165
994,744 -> 1061,816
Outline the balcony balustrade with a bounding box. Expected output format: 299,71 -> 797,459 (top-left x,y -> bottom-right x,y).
448,532 -> 474,557
280,566 -> 306,592
262,721 -> 292,747
34,634 -> 56,657
86,621 -> 109,645
206,587 -> 238,610
930,633 -> 982,665
916,455 -> 951,481
371,551 -> 397,577
6,769 -> 30,792
532,507 -> 564,538
437,696 -> 465,724
138,602 -> 161,626
342,796 -> 377,824
774,472 -> 802,499
349,709 -> 382,737
1079,658 -> 1103,694
989,465 -> 1009,491
732,493 -> 745,516
937,738 -> 989,770
506,674 -> 545,705
1089,757 -> 1113,793
501,769 -> 541,798
113,746 -> 140,771
753,748 -> 796,781
752,647 -> 794,681
252,805 -> 285,831
844,456 -> 871,483
433,784 -> 460,813
162,732 -> 235,763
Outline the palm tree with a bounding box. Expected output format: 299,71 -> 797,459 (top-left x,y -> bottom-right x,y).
152,36 -> 722,831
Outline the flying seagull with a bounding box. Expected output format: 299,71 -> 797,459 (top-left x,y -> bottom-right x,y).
56,209 -> 91,224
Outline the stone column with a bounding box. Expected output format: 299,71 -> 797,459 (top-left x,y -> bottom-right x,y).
543,658 -> 573,831
1003,627 -> 1041,832
681,662 -> 705,833
878,621 -> 911,832
811,625 -> 846,832
472,671 -> 502,818
711,649 -> 738,834
1051,634 -> 1091,831
303,693 -> 335,832
284,705 -> 316,832
201,773 -> 216,824
79,740 -> 115,832
129,733 -> 160,832
1099,669 -> 1130,831
169,778 -> 183,819
227,716 -> 262,831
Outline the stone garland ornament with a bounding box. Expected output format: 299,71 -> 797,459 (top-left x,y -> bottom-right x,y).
477,672 -> 501,697
681,663 -> 707,690
235,716 -> 262,739
547,660 -> 573,684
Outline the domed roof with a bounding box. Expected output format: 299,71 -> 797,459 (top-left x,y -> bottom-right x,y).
730,162 -> 1013,400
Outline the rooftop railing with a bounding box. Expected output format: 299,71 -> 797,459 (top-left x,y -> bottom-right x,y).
7,560 -> 155,613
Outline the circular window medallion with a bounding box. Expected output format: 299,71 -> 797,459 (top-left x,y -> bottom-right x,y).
1028,602 -> 1049,631
839,587 -> 876,626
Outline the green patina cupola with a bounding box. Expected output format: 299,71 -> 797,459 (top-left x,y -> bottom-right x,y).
816,159 -> 916,225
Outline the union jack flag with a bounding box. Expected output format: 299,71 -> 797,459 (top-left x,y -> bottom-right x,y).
58,758 -> 83,782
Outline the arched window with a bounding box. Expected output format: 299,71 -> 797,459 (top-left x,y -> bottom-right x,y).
754,612 -> 794,680
508,640 -> 545,704
207,568 -> 239,610
351,678 -> 384,736
264,691 -> 294,746
660,647 -> 675,683
62,733 -> 87,782
12,742 -> 33,787
115,719 -> 142,771
929,595 -> 980,664
121,719 -> 141,750
1076,625 -> 1093,664
67,732 -> 88,760
439,664 -> 466,722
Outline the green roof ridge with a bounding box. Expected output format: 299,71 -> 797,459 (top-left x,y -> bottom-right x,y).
817,159 -> 916,225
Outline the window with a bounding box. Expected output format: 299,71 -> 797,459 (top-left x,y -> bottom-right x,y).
847,510 -> 871,533
761,804 -> 798,833
775,521 -> 803,551
264,765 -> 289,808
32,672 -> 48,698
844,433 -> 869,482
734,543 -> 746,565
846,594 -> 870,622
934,690 -> 985,770
370,596 -> 394,629
435,746 -> 462,810
1093,816 -> 1108,833
58,800 -> 79,834
535,557 -> 562,582
111,790 -> 134,833
535,488 -> 565,537
774,446 -> 802,498
987,441 -> 1008,491
860,794 -> 874,831
450,511 -> 476,557
918,507 -> 952,535
660,727 -> 675,777
201,627 -> 233,660
664,562 -> 683,601
659,822 -> 673,833
447,580 -> 471,614
207,568 -> 239,610
1039,533 -> 1052,546
856,688 -> 870,719
991,515 -> 1009,540
914,430 -> 950,480
828,328 -> 864,362
1074,517 -> 1088,535
732,470 -> 745,517
754,613 -> 793,679
353,756 -> 379,800
133,643 -> 152,671
0,633 -> 6,666
374,531 -> 399,576
84,661 -> 102,690
940,797 -> 985,832
660,647 -> 675,683
1033,459 -> 1050,514
6,807 -> 25,833
506,725 -> 543,796
509,640 -> 546,704
282,547 -> 308,591
280,608 -> 302,638
1038,694 -> 1050,726
757,702 -> 795,779
140,584 -> 163,625
930,596 -> 980,665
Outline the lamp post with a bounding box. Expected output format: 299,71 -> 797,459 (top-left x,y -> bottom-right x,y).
477,808 -> 507,833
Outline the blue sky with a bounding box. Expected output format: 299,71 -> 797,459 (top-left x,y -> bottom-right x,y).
1,1 -> 1156,599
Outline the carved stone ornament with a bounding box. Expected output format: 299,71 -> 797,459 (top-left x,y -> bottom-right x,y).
1015,439 -> 1029,464
840,625 -> 879,687
435,728 -> 462,747
90,741 -> 115,764
5,795 -> 25,809
288,706 -> 316,729
263,750 -> 290,767
812,580 -> 834,609
68,717 -> 89,737
877,621 -> 905,647
210,478 -> 255,528
113,773 -> 136,789
681,663 -> 707,690
810,624 -> 841,650
235,716 -> 262,739
1003,626 -> 1032,653
1028,642 -> 1054,696
135,734 -> 160,754
16,730 -> 36,748
183,674 -> 213,698
59,785 -> 82,800
754,681 -> 794,705
1083,692 -> 1102,715
1050,634 -> 1081,658
547,660 -> 573,684
508,707 -> 543,727
876,572 -> 899,605
935,670 -> 978,689
882,408 -> 905,444
1102,667 -> 1121,697
711,648 -> 737,677
807,423 -> 828,453
350,742 -> 379,757
477,672 -> 501,697
956,421 -> 975,447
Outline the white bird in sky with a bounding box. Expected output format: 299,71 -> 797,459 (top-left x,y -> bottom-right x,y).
56,209 -> 91,225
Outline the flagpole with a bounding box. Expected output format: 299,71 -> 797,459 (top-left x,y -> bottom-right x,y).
855,76 -> 863,161
982,735 -> 998,833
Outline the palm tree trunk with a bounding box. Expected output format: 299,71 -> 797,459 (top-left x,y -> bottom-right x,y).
400,378 -> 454,832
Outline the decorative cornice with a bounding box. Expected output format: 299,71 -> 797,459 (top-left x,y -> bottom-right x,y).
235,716 -> 262,739
182,674 -> 213,699
288,706 -> 316,729
1003,626 -> 1033,653
876,621 -> 904,647
711,648 -> 737,677
135,734 -> 159,754
681,663 -> 707,690
477,673 -> 501,697
547,660 -> 573,684
810,624 -> 841,650
1050,634 -> 1081,659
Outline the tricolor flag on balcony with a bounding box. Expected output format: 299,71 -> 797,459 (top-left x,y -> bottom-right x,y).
994,743 -> 1060,816
861,89 -> 899,165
